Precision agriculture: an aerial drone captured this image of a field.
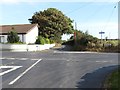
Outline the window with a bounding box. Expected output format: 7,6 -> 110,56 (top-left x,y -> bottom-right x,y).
0,36 -> 5,43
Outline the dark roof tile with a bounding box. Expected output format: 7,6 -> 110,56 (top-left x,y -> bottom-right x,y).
0,24 -> 38,34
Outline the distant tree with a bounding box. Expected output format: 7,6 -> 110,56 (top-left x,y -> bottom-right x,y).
7,28 -> 20,43
29,8 -> 74,42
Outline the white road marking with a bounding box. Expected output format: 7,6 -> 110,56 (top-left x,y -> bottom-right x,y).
9,59 -> 42,85
19,58 -> 28,60
54,51 -> 98,54
54,51 -> 118,54
0,66 -> 22,76
8,58 -> 16,60
95,61 -> 109,63
1,57 -> 38,61
0,58 -> 5,59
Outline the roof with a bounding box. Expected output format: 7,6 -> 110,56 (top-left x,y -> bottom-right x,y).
0,24 -> 38,35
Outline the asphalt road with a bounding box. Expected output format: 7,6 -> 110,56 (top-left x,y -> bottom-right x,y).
0,47 -> 118,89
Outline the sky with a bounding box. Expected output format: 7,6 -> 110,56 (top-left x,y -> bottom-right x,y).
0,0 -> 119,40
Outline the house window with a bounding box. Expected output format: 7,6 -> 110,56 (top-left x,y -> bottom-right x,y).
22,34 -> 24,42
0,36 -> 5,43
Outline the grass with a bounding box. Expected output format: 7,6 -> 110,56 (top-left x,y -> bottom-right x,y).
103,68 -> 120,90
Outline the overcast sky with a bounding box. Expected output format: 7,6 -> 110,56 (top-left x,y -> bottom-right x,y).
0,0 -> 119,40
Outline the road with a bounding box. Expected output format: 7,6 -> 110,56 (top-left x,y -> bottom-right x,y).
0,47 -> 118,89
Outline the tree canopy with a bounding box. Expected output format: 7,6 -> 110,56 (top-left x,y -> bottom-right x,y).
29,8 -> 74,42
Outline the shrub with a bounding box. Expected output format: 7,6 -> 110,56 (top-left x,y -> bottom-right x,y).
7,30 -> 20,43
62,40 -> 74,45
49,39 -> 55,44
44,38 -> 50,44
35,36 -> 45,45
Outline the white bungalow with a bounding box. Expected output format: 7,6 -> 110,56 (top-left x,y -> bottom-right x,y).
0,24 -> 38,44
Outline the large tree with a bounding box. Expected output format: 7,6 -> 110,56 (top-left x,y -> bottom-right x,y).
29,8 -> 74,42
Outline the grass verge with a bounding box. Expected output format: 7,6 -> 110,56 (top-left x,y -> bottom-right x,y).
103,68 -> 120,90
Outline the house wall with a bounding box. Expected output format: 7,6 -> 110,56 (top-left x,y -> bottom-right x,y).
0,25 -> 38,44
25,26 -> 38,44
0,35 -> 7,43
0,34 -> 26,43
18,34 -> 26,43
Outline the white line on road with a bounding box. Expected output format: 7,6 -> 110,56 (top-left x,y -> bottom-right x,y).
9,59 -> 42,85
0,66 -> 22,76
0,57 -> 39,61
95,61 -> 110,63
31,59 -> 39,60
54,51 -> 118,54
0,58 -> 5,59
18,58 -> 28,60
54,51 -> 98,54
8,58 -> 16,60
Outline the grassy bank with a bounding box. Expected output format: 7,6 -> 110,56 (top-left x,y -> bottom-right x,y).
103,68 -> 120,89
62,40 -> 119,53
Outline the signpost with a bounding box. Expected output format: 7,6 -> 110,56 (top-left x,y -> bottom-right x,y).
99,31 -> 105,43
74,31 -> 77,45
74,22 -> 77,45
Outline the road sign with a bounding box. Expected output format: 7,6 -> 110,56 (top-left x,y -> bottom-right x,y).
99,32 -> 105,34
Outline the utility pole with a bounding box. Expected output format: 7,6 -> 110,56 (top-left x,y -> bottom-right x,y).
75,22 -> 77,30
109,32 -> 111,51
74,22 -> 77,45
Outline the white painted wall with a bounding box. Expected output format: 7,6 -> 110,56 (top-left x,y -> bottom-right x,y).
25,26 -> 38,44
0,44 -> 55,51
18,34 -> 26,43
0,35 -> 7,43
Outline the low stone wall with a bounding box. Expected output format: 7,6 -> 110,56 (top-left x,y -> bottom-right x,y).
0,44 -> 55,51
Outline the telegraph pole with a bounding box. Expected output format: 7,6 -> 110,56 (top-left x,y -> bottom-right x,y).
75,22 -> 77,30
74,22 -> 77,45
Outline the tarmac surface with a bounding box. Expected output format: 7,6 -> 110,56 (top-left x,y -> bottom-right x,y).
0,46 -> 118,89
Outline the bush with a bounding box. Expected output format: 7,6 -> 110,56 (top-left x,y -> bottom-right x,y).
7,30 -> 20,43
6,42 -> 24,44
49,39 -> 55,44
71,45 -> 86,51
44,38 -> 50,44
62,40 -> 74,46
35,36 -> 45,45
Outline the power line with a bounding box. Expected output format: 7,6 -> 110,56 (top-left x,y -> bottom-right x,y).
77,3 -> 117,30
65,0 -> 96,15
66,2 -> 115,25
82,3 -> 109,23
65,2 -> 117,40
103,2 -> 117,32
